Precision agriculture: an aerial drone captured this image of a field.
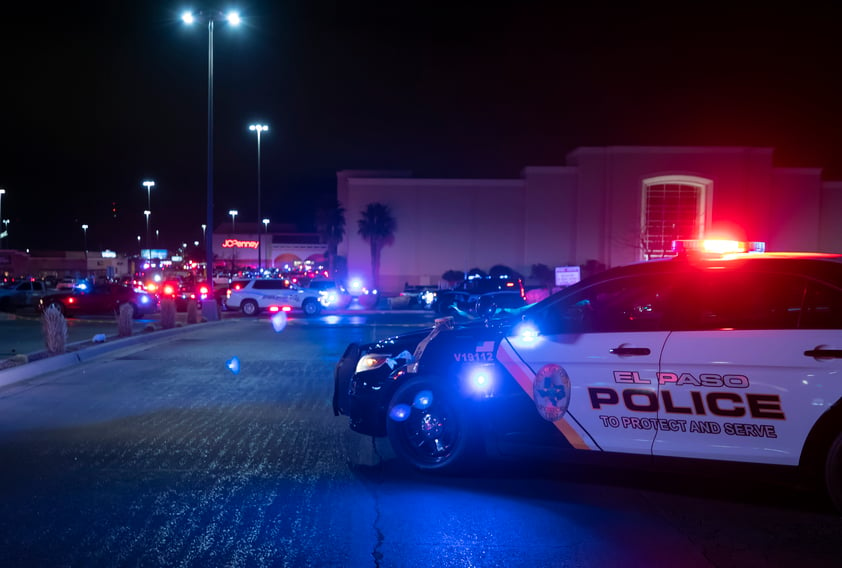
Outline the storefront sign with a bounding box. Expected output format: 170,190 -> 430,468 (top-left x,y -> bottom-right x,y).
222,239 -> 259,249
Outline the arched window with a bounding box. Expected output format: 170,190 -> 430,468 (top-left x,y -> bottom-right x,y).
640,176 -> 712,260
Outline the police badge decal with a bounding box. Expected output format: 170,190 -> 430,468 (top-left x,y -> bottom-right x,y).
533,364 -> 571,422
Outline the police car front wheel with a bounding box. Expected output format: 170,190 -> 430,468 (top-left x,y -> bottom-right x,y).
824,431 -> 842,514
385,376 -> 480,473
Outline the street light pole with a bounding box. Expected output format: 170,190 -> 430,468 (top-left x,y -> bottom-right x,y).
81,224 -> 89,276
142,180 -> 155,212
262,218 -> 270,268
182,9 -> 242,320
229,209 -> 238,234
0,188 -> 5,248
249,124 -> 268,272
144,210 -> 151,260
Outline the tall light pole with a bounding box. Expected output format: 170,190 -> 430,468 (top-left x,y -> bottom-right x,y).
0,188 -> 5,248
249,123 -> 268,271
142,180 -> 155,212
182,9 -> 242,320
262,218 -> 270,268
144,210 -> 151,259
81,224 -> 88,251
229,209 -> 238,234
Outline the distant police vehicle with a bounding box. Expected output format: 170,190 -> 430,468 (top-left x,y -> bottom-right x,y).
333,241 -> 842,511
225,277 -> 324,316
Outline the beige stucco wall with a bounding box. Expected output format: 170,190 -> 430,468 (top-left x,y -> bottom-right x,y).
338,146 -> 841,295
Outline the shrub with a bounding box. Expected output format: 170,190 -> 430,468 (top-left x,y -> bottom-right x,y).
117,302 -> 134,337
160,298 -> 177,329
41,304 -> 68,354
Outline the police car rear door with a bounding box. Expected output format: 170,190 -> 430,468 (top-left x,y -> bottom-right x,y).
503,272 -> 676,455
653,267 -> 842,466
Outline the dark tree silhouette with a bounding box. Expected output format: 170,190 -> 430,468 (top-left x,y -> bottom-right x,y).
441,269 -> 464,288
315,198 -> 346,279
357,202 -> 396,290
530,263 -> 555,291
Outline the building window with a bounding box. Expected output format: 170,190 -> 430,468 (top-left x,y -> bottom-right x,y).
641,177 -> 710,260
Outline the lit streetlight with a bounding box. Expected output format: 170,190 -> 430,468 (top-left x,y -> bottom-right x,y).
1,219 -> 8,249
249,123 -> 268,270
142,180 -> 155,211
81,224 -> 89,274
229,209 -> 238,234
182,9 -> 243,320
144,210 -> 151,259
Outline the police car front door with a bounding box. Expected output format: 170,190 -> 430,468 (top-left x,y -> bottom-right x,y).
503,273 -> 676,455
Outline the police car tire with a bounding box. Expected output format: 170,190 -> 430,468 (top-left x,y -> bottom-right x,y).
333,342 -> 360,417
386,376 -> 480,473
824,432 -> 842,513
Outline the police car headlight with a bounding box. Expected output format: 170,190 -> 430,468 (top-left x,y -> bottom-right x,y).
355,353 -> 392,373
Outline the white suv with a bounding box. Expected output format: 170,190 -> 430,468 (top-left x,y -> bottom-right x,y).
225,278 -> 324,316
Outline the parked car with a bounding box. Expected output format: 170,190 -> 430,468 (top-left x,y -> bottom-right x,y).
390,284 -> 438,310
432,276 -> 525,315
159,277 -> 208,311
39,283 -> 159,319
225,278 -> 324,316
0,280 -> 50,311
333,241 -> 842,512
214,278 -> 251,311
303,278 -> 351,309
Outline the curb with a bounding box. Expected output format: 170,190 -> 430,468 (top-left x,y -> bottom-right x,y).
0,320 -> 228,389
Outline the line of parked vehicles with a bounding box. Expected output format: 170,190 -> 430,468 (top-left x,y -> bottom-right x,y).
1,268 -> 534,320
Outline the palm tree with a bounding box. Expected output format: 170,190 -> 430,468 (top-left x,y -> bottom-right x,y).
357,202 -> 396,290
315,198 -> 346,278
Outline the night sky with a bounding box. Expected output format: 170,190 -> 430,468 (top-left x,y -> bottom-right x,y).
2,1 -> 840,254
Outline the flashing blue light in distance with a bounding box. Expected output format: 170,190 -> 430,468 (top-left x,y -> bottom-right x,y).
389,403 -> 411,422
226,356 -> 241,375
414,390 -> 433,410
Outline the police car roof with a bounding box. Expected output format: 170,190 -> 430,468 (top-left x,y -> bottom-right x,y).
607,252 -> 842,283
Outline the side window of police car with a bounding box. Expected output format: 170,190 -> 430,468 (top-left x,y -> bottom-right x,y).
538,275 -> 674,335
675,271 -> 807,331
800,280 -> 842,329
253,280 -> 288,291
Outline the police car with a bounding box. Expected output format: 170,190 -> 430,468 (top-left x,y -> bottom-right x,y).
333,241 -> 842,511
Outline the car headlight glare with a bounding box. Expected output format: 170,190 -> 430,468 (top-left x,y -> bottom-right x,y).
355,353 -> 391,373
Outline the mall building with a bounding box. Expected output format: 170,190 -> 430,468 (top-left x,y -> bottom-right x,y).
337,146 -> 842,293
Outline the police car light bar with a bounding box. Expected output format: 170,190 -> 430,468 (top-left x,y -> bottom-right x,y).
673,239 -> 766,255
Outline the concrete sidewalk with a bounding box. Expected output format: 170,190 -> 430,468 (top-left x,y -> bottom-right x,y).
0,320 -> 225,389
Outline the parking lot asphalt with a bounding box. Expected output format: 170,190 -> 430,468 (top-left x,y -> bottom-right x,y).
0,304 -> 436,390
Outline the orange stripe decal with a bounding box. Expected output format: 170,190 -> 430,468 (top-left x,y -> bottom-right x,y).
497,339 -> 595,451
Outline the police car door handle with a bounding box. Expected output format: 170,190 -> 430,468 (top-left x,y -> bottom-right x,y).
804,347 -> 842,360
609,346 -> 651,356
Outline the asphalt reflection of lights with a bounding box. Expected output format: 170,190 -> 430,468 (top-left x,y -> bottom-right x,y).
270,312 -> 288,332
226,356 -> 241,375
389,390 -> 434,422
